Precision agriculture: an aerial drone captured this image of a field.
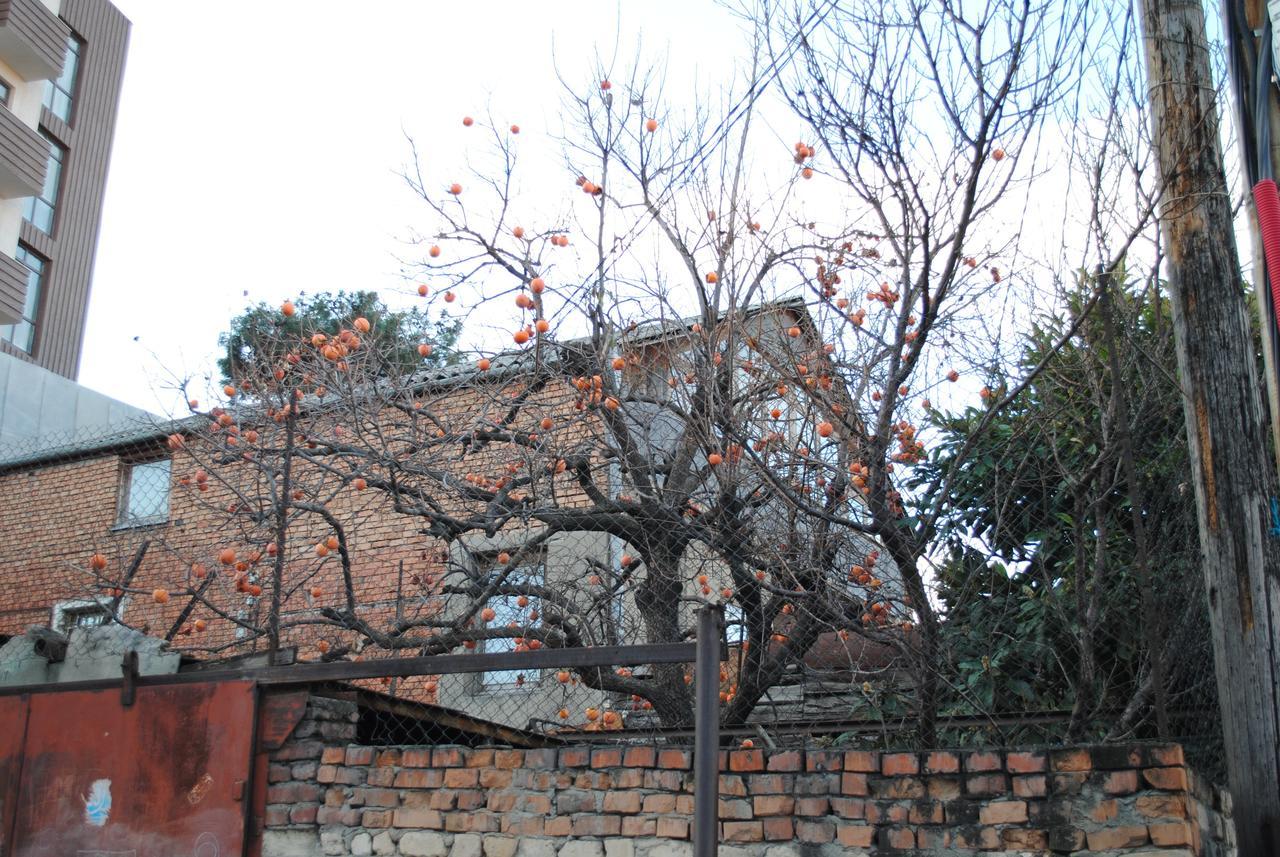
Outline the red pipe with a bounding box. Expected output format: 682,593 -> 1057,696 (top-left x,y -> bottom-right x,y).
1252,178 -> 1280,326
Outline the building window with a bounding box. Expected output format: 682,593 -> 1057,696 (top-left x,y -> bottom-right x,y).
479,562 -> 543,689
116,457 -> 171,527
0,77 -> 11,107
0,245 -> 45,353
23,133 -> 65,234
52,599 -> 112,635
43,35 -> 82,123
724,603 -> 747,644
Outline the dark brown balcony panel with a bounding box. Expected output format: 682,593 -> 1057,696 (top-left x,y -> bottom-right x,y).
0,102 -> 47,198
0,0 -> 70,81
0,252 -> 27,325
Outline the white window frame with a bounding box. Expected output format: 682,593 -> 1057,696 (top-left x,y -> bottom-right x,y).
476,560 -> 544,692
115,456 -> 172,529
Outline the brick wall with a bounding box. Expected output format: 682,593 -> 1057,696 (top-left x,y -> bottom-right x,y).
262,696 -> 1235,857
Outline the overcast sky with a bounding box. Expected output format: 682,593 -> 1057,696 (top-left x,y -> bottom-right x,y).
79,1 -> 745,416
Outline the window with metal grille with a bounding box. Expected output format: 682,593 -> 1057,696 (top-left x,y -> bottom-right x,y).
52,600 -> 111,635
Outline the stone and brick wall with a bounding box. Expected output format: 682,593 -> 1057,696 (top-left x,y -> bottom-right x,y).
262,696 -> 1235,856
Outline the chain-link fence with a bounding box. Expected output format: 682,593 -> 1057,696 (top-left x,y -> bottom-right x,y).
0,286 -> 1225,783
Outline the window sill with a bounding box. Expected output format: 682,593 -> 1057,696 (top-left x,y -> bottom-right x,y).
110,518 -> 170,533
474,682 -> 541,695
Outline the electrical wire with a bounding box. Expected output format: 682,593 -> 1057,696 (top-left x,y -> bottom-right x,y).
1257,17 -> 1274,180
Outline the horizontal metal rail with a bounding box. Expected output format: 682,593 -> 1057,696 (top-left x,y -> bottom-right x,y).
0,641 -> 700,696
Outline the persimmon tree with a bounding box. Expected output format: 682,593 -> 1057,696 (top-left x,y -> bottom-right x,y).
747,0 -> 1168,742
79,1 -> 1174,740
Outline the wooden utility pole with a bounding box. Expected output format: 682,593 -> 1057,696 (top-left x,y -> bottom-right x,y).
1138,2 -> 1280,854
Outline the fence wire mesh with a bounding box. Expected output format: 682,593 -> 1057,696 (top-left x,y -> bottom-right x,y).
0,287 -> 1224,784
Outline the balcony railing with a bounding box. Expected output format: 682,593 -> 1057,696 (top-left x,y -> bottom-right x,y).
0,252 -> 27,325
0,100 -> 47,199
0,0 -> 68,82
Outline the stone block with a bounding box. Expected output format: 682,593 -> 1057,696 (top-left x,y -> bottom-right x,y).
603,839 -> 634,857
749,774 -> 788,795
978,799 -> 1027,824
657,749 -> 692,769
723,821 -> 765,843
636,840 -> 692,857
572,814 -> 622,837
1086,825 -> 1150,850
881,753 -> 918,775
655,817 -> 690,840
262,830 -> 322,857
394,808 -> 444,829
1144,766 -> 1190,791
622,817 -> 656,837
1050,749 -> 1092,772
433,747 -> 467,767
843,750 -> 878,772
767,751 -> 802,772
761,817 -> 794,841
1012,774 -> 1046,798
1005,751 -> 1046,773
963,751 -> 1001,772
452,833 -> 483,857
558,843 -> 604,857
836,823 -> 874,848
623,747 -> 657,767
924,751 -> 959,774
484,836 -> 518,857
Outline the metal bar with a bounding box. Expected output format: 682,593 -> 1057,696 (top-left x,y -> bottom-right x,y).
0,641 -> 699,696
333,688 -> 561,748
693,606 -> 722,857
119,650 -> 137,707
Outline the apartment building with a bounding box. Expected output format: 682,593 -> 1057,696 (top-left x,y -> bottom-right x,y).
0,0 -> 127,379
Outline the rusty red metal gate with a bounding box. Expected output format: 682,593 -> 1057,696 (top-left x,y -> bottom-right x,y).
0,680 -> 257,857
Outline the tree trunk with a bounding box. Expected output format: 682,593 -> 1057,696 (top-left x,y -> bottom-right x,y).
1139,2 -> 1280,852
633,539 -> 695,725
1099,271 -> 1171,738
880,529 -> 939,747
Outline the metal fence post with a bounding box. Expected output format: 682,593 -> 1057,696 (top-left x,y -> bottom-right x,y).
694,605 -> 722,857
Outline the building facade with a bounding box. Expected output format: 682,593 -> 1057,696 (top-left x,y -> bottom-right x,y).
0,302 -> 900,733
0,0 -> 127,379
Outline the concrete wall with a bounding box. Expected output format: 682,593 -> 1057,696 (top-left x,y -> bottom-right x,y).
262,695 -> 1236,857
0,622 -> 178,684
0,349 -> 153,446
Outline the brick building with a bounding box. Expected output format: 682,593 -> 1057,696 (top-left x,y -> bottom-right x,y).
0,300 -> 898,731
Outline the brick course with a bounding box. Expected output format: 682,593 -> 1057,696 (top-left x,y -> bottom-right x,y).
262,696 -> 1237,857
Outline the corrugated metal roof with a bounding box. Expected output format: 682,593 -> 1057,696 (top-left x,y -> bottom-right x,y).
0,414 -> 198,472
0,298 -> 812,473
